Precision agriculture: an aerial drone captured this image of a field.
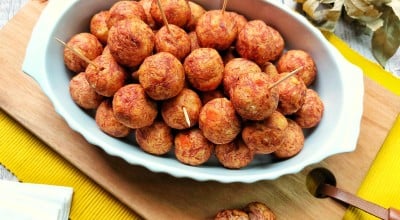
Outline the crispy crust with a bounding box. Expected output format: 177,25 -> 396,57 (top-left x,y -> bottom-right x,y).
215,139 -> 254,169
64,33 -> 103,73
95,99 -> 131,137
138,52 -> 185,100
85,46 -> 127,97
154,25 -> 191,61
273,119 -> 304,158
150,0 -> 191,28
196,10 -> 238,50
112,84 -> 158,129
236,20 -> 284,66
199,98 -> 241,144
184,48 -> 224,91
135,120 -> 173,155
293,89 -> 324,128
69,72 -> 103,109
174,128 -> 214,166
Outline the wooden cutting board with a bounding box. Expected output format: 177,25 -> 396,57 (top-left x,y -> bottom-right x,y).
1,1 -> 400,219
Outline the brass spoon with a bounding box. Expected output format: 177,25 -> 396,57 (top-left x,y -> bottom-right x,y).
306,167 -> 400,220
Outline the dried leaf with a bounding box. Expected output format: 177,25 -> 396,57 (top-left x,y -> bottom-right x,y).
302,0 -> 344,31
344,0 -> 382,22
372,6 -> 400,66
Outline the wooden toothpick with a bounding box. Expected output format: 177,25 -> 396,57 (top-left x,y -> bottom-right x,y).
221,0 -> 228,15
268,66 -> 304,89
55,37 -> 99,69
156,0 -> 171,33
182,107 -> 191,128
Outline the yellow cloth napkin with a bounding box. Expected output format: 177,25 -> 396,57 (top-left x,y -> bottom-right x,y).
343,114 -> 400,219
324,32 -> 400,219
0,110 -> 141,220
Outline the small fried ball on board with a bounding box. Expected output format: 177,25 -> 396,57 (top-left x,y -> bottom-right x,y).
90,10 -> 110,44
276,72 -> 307,115
150,0 -> 191,28
135,120 -> 173,155
244,202 -> 276,220
138,52 -> 185,100
85,46 -> 127,97
108,18 -> 154,68
236,20 -> 284,66
230,72 -> 279,121
139,0 -> 157,29
69,72 -> 103,109
186,1 -> 206,31
154,24 -> 191,61
223,58 -> 261,97
161,88 -> 202,129
112,84 -> 158,129
196,10 -> 238,50
199,98 -> 241,144
174,128 -> 214,166
276,49 -> 317,86
214,209 -> 249,220
215,139 -> 254,169
107,0 -> 147,28
184,48 -> 224,91
95,99 -> 131,138
273,119 -> 304,159
242,111 -> 288,154
293,89 -> 324,128
63,33 -> 103,73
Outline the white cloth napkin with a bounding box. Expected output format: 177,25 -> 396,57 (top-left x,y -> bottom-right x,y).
0,180 -> 73,220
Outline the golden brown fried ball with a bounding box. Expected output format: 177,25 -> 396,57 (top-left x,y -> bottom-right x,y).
293,89 -> 324,128
273,119 -> 304,159
174,128 -> 214,166
276,72 -> 307,115
228,12 -> 248,34
135,120 -> 173,155
95,100 -> 131,138
107,0 -> 147,28
215,139 -> 254,169
138,52 -> 185,100
186,1 -> 206,31
188,31 -> 200,52
150,0 -> 191,28
200,90 -> 225,104
222,58 -> 261,97
139,0 -> 157,29
236,20 -> 284,66
214,209 -> 249,220
196,10 -> 238,50
108,18 -> 154,67
69,72 -> 103,109
230,72 -> 279,120
90,10 -> 110,44
242,111 -> 288,154
244,202 -> 276,220
199,98 -> 241,144
63,33 -> 103,73
112,84 -> 158,129
154,24 -> 191,61
276,49 -> 317,86
184,48 -> 224,91
85,46 -> 127,97
161,88 -> 202,129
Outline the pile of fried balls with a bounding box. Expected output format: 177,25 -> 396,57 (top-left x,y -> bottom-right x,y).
65,0 -> 324,169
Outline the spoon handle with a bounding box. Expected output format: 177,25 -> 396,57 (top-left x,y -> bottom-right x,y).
320,184 -> 391,219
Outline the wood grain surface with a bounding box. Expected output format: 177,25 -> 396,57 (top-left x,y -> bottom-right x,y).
1,1 -> 400,219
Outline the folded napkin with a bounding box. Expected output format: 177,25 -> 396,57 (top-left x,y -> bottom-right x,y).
0,180 -> 73,220
343,114 -> 400,219
0,110 -> 140,219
